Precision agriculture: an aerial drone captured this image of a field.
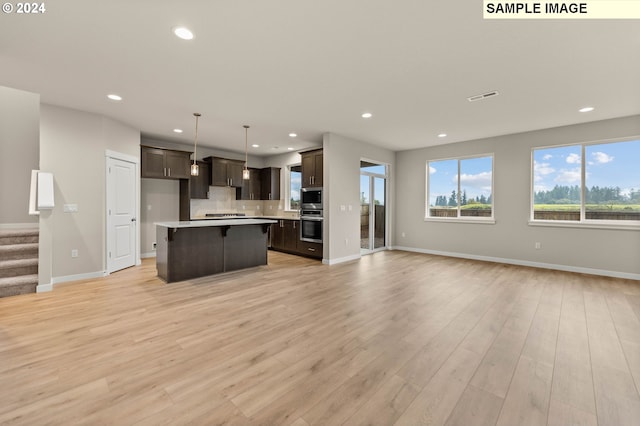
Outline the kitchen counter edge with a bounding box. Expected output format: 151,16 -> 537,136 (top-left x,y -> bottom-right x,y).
156,219 -> 277,228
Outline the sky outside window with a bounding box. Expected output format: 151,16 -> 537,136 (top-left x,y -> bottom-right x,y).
428,156 -> 493,207
534,140 -> 640,202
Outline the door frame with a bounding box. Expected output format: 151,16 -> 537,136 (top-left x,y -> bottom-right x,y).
360,158 -> 389,254
105,150 -> 140,274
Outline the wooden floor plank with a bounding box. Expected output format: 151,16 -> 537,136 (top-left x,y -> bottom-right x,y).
0,251 -> 638,425
549,278 -> 597,420
444,384 -> 504,426
584,285 -> 640,426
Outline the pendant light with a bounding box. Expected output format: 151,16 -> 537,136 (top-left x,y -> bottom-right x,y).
190,113 -> 201,176
243,125 -> 250,180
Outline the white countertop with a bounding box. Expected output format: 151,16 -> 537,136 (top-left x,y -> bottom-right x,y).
156,219 -> 277,228
190,215 -> 300,221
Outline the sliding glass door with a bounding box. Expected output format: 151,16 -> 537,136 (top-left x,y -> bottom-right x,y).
360,162 -> 387,254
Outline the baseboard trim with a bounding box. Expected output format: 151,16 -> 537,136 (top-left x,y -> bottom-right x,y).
391,246 -> 640,281
52,270 -> 107,285
0,223 -> 39,230
141,252 -> 156,259
323,253 -> 362,265
36,282 -> 53,293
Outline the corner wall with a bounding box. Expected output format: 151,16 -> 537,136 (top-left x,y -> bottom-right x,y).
324,133 -> 396,263
40,104 -> 140,282
394,115 -> 640,278
0,86 -> 39,226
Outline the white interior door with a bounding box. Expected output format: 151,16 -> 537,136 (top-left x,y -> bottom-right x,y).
107,157 -> 137,273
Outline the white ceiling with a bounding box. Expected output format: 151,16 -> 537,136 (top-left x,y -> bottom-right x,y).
1,1 -> 639,156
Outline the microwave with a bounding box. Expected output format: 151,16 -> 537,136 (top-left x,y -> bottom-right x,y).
301,187 -> 322,210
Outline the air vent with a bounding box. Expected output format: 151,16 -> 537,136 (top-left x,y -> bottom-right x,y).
468,91 -> 499,102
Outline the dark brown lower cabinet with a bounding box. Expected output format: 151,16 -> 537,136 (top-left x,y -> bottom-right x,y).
156,223 -> 270,283
270,219 -> 322,259
156,226 -> 224,282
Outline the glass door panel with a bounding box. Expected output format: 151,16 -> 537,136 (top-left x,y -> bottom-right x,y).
360,176 -> 371,250
373,177 -> 386,249
360,165 -> 387,254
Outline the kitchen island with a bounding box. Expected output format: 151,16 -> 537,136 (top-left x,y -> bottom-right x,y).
155,219 -> 277,283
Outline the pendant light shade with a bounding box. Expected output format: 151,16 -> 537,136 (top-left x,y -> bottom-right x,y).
243,125 -> 250,180
191,113 -> 201,176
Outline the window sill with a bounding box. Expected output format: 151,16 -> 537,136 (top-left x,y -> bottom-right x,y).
424,217 -> 496,225
528,220 -> 640,231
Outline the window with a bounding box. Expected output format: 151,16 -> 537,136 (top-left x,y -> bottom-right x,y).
426,155 -> 493,220
532,138 -> 640,224
288,164 -> 301,210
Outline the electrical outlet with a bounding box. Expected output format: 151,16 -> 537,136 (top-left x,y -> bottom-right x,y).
535,242 -> 541,249
71,249 -> 78,258
152,242 -> 157,250
402,232 -> 406,237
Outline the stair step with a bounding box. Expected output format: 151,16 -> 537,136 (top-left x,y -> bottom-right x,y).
0,243 -> 39,260
0,274 -> 38,297
0,228 -> 39,245
0,258 -> 38,278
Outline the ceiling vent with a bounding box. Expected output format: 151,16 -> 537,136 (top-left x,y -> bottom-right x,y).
468,91 -> 499,102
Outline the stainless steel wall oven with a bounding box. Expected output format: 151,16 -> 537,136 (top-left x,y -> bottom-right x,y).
300,209 -> 323,243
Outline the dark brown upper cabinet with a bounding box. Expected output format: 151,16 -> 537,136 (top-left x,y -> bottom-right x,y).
239,167 -> 261,200
301,149 -> 323,188
189,160 -> 211,199
260,167 -> 281,200
206,156 -> 245,188
141,146 -> 191,179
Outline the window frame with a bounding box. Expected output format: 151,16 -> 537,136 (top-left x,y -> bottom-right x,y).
286,163 -> 302,212
425,153 -> 495,224
530,136 -> 640,230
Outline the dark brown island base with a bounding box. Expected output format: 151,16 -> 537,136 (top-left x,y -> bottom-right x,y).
155,219 -> 277,283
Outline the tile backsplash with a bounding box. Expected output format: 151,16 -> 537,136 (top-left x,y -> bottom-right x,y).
190,186 -> 295,218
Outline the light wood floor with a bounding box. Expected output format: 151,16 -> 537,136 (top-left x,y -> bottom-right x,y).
1,250 -> 639,425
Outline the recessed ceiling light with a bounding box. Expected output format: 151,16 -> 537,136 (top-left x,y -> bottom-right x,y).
289,133 -> 297,138
579,106 -> 594,113
361,112 -> 372,119
287,147 -> 294,151
173,26 -> 194,40
107,94 -> 122,101
438,133 -> 447,138
173,129 -> 183,133
252,144 -> 259,148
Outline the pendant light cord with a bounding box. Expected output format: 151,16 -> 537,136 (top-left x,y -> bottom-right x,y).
244,125 -> 249,171
193,113 -> 200,166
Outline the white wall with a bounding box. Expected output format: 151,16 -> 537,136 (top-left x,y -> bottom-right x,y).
324,133 -> 396,263
0,86 -> 40,226
40,104 -> 140,282
394,115 -> 640,278
140,178 -> 180,256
